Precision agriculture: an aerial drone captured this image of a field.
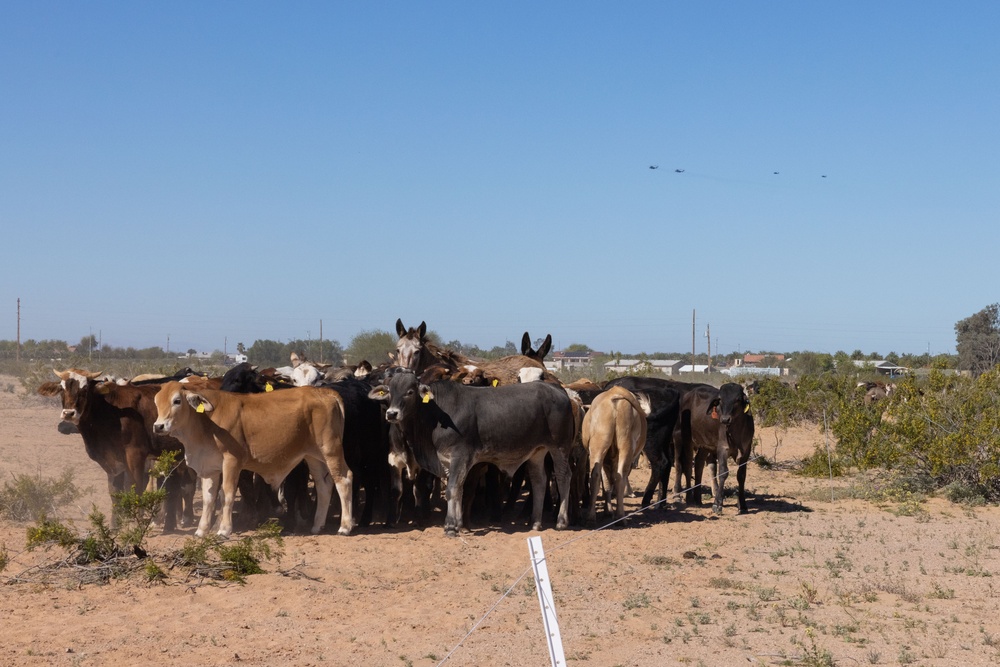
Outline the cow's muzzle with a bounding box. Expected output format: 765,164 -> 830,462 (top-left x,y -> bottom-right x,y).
385,409 -> 400,423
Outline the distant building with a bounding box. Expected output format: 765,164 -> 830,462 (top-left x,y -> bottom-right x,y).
549,350 -> 604,371
724,366 -> 785,377
678,364 -> 711,374
851,360 -> 909,377
604,359 -> 684,375
737,353 -> 786,367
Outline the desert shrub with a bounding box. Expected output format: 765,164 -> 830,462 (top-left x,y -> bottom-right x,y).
176,520 -> 285,584
0,468 -> 84,521
861,370 -> 1000,501
798,446 -> 845,478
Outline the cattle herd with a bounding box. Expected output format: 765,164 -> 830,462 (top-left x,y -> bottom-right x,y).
36,319 -> 756,538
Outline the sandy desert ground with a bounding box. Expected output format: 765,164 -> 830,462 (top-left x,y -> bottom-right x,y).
2,375 -> 1000,667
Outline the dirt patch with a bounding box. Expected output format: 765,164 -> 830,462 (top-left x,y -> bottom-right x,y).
2,377 -> 999,666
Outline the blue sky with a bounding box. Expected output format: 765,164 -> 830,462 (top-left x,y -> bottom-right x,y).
2,2 -> 997,358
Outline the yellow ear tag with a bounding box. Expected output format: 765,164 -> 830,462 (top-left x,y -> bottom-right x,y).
265,383 -> 274,392
744,403 -> 751,414
196,403 -> 206,413
378,390 -> 386,397
492,379 -> 499,387
422,394 -> 431,404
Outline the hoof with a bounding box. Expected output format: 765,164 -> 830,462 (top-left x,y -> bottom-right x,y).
712,504 -> 723,515
531,522 -> 543,531
337,527 -> 352,536
444,527 -> 459,538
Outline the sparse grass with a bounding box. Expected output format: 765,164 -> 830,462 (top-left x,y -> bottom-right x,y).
0,468 -> 85,522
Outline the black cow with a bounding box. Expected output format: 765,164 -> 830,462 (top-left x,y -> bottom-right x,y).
677,383 -> 754,514
320,377 -> 393,528
368,371 -> 576,536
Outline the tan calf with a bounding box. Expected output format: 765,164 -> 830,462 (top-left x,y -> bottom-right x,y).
581,386 -> 647,524
152,381 -> 352,538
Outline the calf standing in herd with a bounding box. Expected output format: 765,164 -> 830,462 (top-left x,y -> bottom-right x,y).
369,370 -> 577,536
152,381 -> 354,537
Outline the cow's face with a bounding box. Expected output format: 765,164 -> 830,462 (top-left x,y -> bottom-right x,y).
41,370 -> 102,425
368,372 -> 432,425
716,384 -> 750,425
153,382 -> 214,434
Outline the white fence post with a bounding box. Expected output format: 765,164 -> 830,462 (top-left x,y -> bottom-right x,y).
527,536 -> 566,667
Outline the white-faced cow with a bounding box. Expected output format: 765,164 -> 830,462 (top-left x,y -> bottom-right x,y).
152,381 -> 353,537
37,369 -> 195,531
368,370 -> 576,536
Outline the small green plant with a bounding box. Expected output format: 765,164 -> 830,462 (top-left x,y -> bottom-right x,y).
623,592 -> 651,610
144,560 -> 166,583
26,517 -> 78,550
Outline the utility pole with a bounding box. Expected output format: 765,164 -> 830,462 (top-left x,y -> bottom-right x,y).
167,334 -> 170,356
89,327 -> 93,363
691,309 -> 696,369
319,320 -> 323,364
706,323 -> 711,371
16,298 -> 21,362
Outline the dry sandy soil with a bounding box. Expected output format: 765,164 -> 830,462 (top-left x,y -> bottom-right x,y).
2,375 -> 1000,667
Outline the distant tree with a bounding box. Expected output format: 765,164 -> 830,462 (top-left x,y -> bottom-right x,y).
850,349 -> 865,360
246,339 -> 285,367
955,303 -> 1000,376
787,351 -> 834,377
186,348 -> 197,356
237,342 -> 246,355
885,351 -> 900,364
345,330 -> 396,366
79,335 -> 99,353
563,343 -> 592,354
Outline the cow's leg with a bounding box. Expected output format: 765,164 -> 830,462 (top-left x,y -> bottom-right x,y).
549,450 -> 573,530
327,457 -> 354,536
713,438 -> 730,514
303,456 -> 334,535
386,464 -> 403,528
586,456 -> 603,526
444,458 -> 471,536
217,456 -> 242,537
692,449 -> 708,507
124,447 -> 150,496
527,452 -> 550,531
735,448 -> 750,515
196,473 -> 221,538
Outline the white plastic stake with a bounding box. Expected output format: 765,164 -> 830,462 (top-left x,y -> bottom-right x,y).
527,536 -> 566,667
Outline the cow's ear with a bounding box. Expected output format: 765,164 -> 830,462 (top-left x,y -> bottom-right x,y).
706,397 -> 721,416
521,332 -> 532,355
37,382 -> 61,397
368,385 -> 391,402
186,393 -> 214,413
396,319 -> 406,337
419,385 -> 434,404
417,321 -> 427,339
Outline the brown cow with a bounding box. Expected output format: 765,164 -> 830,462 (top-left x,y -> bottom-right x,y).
581,386 -> 647,524
152,382 -> 353,537
37,370 -> 195,530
